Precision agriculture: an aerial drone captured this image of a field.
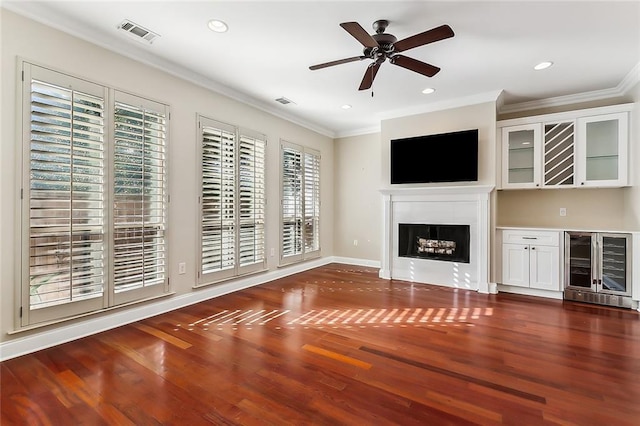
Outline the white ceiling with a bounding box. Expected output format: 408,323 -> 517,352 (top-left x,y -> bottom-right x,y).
5,1 -> 640,137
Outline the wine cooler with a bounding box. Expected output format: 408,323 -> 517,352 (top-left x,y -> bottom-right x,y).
564,232 -> 632,308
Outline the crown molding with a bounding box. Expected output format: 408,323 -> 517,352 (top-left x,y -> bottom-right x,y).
2,3 -> 336,139
334,126 -> 381,139
500,61 -> 640,115
377,90 -> 503,122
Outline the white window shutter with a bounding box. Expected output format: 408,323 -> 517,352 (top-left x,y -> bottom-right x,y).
112,94 -> 168,302
198,117 -> 266,284
304,151 -> 320,254
238,130 -> 266,272
280,142 -> 320,264
25,66 -> 107,324
199,118 -> 236,281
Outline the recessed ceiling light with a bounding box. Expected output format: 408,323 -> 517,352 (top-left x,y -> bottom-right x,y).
208,19 -> 228,33
534,61 -> 553,71
421,88 -> 436,95
341,104 -> 352,110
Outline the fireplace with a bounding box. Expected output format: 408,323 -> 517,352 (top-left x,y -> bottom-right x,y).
379,185 -> 494,293
398,224 -> 470,263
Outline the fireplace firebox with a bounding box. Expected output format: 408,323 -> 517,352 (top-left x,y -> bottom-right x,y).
398,224 -> 470,263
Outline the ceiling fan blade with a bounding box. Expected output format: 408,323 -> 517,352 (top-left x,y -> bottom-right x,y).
391,55 -> 441,77
340,22 -> 379,48
309,56 -> 367,70
359,62 -> 381,91
393,24 -> 454,53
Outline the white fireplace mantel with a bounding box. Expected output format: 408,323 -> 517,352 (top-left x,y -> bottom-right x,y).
379,185 -> 495,294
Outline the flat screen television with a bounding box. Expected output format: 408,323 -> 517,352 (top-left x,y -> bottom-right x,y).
390,129 -> 478,184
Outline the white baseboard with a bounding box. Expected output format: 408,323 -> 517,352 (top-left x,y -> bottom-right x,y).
0,257 -> 333,361
331,256 -> 381,268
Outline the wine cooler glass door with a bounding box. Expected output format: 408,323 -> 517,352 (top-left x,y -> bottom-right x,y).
567,233 -> 594,290
600,234 -> 630,295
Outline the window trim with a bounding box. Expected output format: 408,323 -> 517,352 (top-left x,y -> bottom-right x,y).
196,115 -> 267,287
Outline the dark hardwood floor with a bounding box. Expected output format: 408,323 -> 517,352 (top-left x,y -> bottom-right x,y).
2,263 -> 640,425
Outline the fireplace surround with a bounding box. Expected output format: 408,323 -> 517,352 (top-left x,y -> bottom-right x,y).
380,185 -> 494,293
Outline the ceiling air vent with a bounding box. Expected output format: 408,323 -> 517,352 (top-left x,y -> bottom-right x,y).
275,97 -> 296,105
117,19 -> 160,44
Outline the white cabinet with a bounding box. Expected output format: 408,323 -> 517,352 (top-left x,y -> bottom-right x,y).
501,124 -> 541,188
498,104 -> 631,189
501,230 -> 560,291
576,112 -> 628,187
542,120 -> 575,187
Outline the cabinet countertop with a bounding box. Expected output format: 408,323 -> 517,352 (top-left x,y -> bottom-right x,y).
497,226 -> 638,234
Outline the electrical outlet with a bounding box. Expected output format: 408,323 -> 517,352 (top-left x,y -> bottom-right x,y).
178,262 -> 186,275
270,247 -> 275,257
559,208 -> 567,217
353,239 -> 358,246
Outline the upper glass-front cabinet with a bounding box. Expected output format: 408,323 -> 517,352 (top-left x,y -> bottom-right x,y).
501,124 -> 541,188
577,112 -> 628,187
498,105 -> 631,190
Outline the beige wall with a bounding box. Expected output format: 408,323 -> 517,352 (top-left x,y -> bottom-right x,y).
380,102 -> 498,188
333,133 -> 381,261
0,10 -> 333,343
497,188 -> 627,230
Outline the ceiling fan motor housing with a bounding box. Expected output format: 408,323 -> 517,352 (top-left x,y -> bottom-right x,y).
373,33 -> 397,53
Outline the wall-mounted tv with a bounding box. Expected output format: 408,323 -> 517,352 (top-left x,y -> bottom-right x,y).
390,129 -> 478,184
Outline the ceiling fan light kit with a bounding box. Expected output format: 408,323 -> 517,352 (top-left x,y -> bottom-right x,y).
309,19 -> 454,90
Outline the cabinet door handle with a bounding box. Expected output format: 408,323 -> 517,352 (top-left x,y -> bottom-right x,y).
531,247 -> 536,250
524,247 -> 528,250
522,237 -> 537,240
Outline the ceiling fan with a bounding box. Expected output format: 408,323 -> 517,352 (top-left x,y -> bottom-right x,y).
309,20 -> 454,91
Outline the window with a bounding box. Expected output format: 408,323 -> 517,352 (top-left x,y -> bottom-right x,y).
20,63 -> 169,326
280,141 -> 320,264
198,116 -> 265,285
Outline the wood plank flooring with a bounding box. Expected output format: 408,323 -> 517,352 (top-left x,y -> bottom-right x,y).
2,263 -> 640,425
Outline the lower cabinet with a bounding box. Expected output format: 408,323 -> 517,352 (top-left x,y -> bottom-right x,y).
501,230 -> 561,291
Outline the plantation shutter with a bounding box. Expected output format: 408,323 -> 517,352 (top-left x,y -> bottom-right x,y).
24,65 -> 107,325
281,144 -> 303,261
238,130 -> 266,273
304,150 -> 320,255
112,92 -> 168,303
199,117 -> 236,282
